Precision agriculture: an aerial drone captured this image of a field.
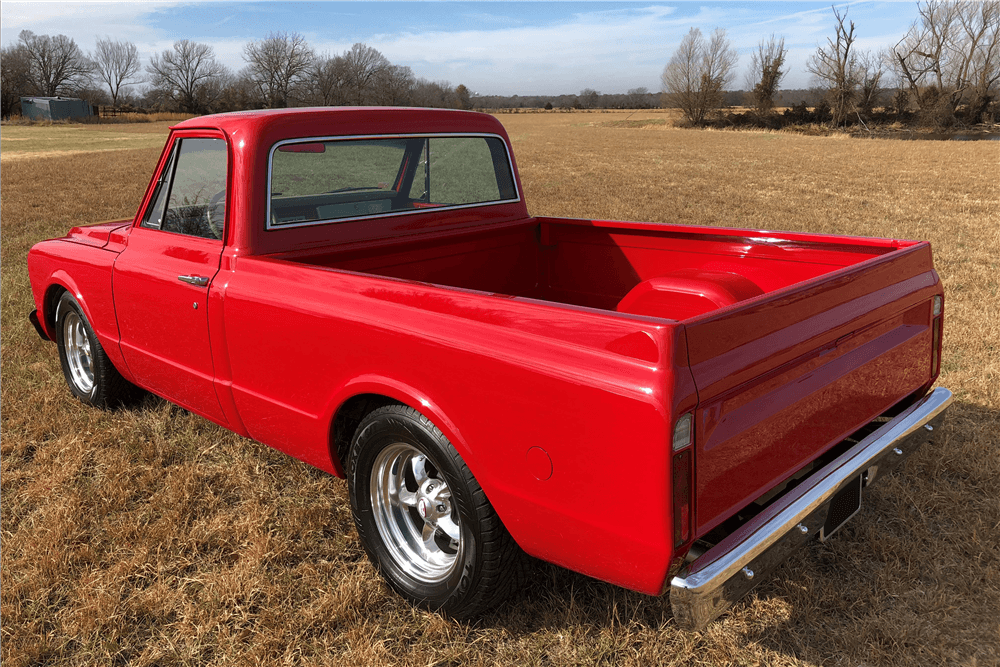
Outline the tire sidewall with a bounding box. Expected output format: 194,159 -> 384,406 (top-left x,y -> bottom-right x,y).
55,293 -> 99,404
349,408 -> 481,614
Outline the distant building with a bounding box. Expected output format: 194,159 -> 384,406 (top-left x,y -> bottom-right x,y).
19,97 -> 94,121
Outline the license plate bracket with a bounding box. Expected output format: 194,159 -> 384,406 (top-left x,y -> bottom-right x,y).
820,474 -> 862,542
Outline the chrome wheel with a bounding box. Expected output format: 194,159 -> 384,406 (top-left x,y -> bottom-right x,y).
370,443 -> 462,583
62,309 -> 94,394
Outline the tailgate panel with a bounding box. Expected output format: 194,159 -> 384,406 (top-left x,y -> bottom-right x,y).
685,244 -> 939,536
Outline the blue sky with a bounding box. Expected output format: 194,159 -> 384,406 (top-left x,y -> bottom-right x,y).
1,1 -> 921,96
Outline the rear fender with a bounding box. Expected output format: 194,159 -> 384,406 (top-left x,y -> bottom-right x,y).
324,375 -> 474,479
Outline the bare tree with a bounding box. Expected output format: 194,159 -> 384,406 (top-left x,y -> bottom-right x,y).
216,73 -> 261,112
305,54 -> 349,106
454,84 -> 472,110
372,64 -> 415,106
807,7 -> 860,126
746,35 -> 787,114
147,40 -> 228,113
966,5 -> 1000,121
661,28 -> 737,125
967,17 -> 1000,121
856,49 -> 887,116
579,88 -> 600,109
894,1 -> 1000,124
662,28 -> 700,118
242,31 -> 314,108
342,43 -> 391,105
93,37 -> 142,108
626,87 -> 651,108
18,30 -> 93,97
410,78 -> 456,108
2,44 -> 33,116
703,29 -> 739,111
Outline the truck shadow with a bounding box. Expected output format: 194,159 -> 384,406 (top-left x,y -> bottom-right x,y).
484,397 -> 999,664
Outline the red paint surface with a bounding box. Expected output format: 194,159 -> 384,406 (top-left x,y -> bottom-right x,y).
27,107 -> 941,596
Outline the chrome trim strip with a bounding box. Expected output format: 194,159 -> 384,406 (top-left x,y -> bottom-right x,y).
265,132 -> 521,231
669,387 -> 953,631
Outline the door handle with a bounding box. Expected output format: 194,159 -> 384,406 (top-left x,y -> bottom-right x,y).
178,275 -> 210,287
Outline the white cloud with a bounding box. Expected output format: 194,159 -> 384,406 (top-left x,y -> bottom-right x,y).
1,1 -> 190,87
2,2 -> 173,48
326,5 -> 734,95
1,2 -> 919,97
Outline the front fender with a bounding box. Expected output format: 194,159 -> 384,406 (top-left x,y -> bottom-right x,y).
28,241 -> 133,383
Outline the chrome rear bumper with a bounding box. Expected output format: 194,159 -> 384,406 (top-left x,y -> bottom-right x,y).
669,387 -> 953,631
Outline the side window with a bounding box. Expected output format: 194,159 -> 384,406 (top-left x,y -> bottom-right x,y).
142,138 -> 227,240
141,147 -> 176,230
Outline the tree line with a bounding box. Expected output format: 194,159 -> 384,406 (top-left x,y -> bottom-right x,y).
0,25 -> 660,118
662,0 -> 999,129
3,0 -> 997,129
1,31 -> 477,118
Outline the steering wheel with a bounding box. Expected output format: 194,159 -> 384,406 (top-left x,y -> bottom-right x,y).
206,189 -> 226,239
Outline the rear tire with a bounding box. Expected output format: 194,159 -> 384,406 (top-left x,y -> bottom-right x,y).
55,292 -> 138,408
348,404 -> 524,619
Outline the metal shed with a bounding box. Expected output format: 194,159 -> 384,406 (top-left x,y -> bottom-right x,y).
19,97 -> 94,121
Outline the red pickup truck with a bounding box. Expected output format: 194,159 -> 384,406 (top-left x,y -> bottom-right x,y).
27,107 -> 951,629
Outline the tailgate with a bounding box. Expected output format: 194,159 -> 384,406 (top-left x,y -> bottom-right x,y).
684,242 -> 941,537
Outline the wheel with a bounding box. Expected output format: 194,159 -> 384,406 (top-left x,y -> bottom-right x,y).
55,292 -> 138,408
348,404 -> 523,619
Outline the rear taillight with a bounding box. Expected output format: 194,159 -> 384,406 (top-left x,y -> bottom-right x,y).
672,413 -> 692,451
931,295 -> 943,377
672,414 -> 694,548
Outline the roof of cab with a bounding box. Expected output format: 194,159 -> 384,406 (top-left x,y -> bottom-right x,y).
170,106 -> 509,142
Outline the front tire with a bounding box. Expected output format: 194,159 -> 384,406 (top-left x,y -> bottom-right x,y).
348,404 -> 523,619
55,292 -> 137,408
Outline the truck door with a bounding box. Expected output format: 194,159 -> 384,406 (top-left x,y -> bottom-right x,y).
114,134 -> 228,424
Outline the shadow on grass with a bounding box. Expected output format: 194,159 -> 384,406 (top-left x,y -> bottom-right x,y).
35,385 -> 989,663
474,397 -> 998,662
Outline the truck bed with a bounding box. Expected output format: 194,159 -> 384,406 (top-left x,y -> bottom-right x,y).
274,217 -> 939,539
277,217 -> 909,320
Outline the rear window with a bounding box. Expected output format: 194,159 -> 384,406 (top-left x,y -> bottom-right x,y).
268,135 -> 517,228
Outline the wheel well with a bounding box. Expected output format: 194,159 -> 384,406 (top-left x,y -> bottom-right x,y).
331,393 -> 397,471
44,284 -> 68,332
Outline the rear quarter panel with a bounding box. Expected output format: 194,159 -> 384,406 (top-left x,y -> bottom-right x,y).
219,256 -> 697,594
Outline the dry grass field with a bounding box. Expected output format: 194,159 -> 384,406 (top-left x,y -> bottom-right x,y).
1,121 -> 172,163
2,112 -> 999,666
